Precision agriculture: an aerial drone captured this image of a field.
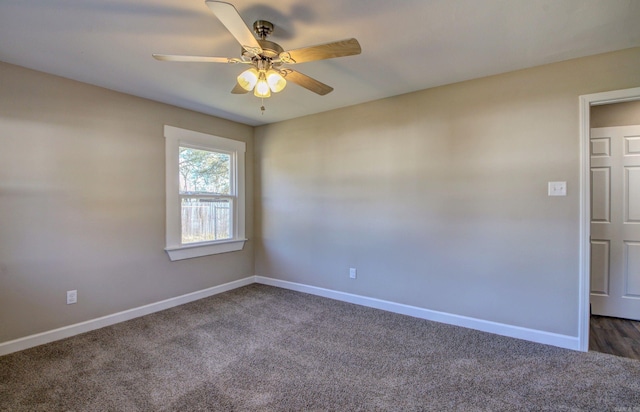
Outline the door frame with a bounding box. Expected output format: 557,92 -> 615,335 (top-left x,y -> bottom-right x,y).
578,86 -> 640,351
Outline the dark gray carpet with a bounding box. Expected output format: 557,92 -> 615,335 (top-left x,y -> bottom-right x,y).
1,284 -> 639,411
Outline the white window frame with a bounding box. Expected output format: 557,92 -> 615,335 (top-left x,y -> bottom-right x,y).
164,125 -> 246,261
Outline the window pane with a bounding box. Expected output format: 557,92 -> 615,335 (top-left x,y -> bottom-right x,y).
181,198 -> 232,243
179,147 -> 230,195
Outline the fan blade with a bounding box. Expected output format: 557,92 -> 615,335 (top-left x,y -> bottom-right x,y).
205,1 -> 263,56
153,54 -> 242,63
231,82 -> 249,94
280,69 -> 333,95
279,38 -> 361,64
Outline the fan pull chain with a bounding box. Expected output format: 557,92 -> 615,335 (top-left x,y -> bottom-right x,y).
260,98 -> 266,115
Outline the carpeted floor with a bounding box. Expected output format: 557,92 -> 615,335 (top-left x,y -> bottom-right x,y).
1,284 -> 639,411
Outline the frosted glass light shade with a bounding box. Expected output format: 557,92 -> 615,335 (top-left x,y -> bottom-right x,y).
237,68 -> 259,91
254,74 -> 271,98
266,69 -> 286,93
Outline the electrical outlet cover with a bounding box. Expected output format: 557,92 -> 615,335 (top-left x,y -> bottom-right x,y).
67,290 -> 77,304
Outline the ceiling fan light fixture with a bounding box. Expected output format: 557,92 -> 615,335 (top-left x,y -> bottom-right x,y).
153,2 -> 361,102
237,67 -> 259,91
266,69 -> 286,93
254,72 -> 271,98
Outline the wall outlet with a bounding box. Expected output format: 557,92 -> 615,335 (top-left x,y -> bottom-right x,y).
67,290 -> 77,305
349,268 -> 357,279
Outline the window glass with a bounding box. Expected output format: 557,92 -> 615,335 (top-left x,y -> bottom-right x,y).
181,198 -> 231,243
179,147 -> 231,195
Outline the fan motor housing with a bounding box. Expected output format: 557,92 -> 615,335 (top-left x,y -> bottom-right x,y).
242,39 -> 283,60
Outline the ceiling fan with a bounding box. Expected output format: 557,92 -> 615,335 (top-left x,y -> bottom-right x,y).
153,1 -> 361,106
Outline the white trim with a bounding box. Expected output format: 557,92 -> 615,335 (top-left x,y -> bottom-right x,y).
164,125 -> 246,152
164,125 -> 247,261
1,275 -> 584,356
0,276 -> 254,357
255,276 -> 579,350
578,87 -> 640,352
165,239 -> 247,261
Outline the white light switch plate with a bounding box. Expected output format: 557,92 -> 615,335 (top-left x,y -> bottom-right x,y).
548,181 -> 567,196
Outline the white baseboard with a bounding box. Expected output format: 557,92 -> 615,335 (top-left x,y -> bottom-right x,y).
1,275 -> 581,357
0,276 -> 255,357
255,276 -> 581,351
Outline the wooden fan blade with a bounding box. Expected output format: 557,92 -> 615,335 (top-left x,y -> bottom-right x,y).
153,54 -> 240,63
231,82 -> 249,94
279,38 -> 361,64
280,69 -> 333,95
205,1 -> 263,55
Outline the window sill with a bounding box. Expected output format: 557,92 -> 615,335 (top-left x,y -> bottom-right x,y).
165,239 -> 247,261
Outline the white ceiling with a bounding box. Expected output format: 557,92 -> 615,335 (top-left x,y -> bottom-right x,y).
1,0 -> 639,126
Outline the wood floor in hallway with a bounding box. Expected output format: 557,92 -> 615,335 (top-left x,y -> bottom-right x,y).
589,315 -> 640,360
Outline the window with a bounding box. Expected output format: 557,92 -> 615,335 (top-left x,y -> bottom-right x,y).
164,125 -> 246,261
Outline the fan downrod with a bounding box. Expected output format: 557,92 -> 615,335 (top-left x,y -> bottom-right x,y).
243,20 -> 282,60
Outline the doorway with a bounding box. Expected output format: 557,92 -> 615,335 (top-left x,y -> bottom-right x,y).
589,123 -> 640,320
579,87 -> 640,353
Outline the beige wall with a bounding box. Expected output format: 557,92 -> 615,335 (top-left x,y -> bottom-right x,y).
254,47 -> 640,337
3,47 -> 640,346
591,100 -> 640,128
0,62 -> 254,343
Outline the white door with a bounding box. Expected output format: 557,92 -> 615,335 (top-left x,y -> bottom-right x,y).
590,125 -> 640,320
